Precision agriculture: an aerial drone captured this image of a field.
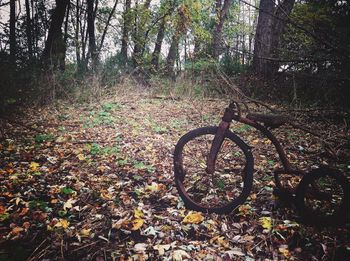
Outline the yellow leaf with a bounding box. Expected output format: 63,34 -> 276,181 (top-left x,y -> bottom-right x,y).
251,139 -> 260,145
182,211 -> 204,224
47,225 -> 53,231
210,236 -> 230,248
146,182 -> 162,192
60,219 -> 70,229
100,191 -> 112,200
77,153 -> 86,161
55,219 -> 70,229
134,209 -> 144,218
131,218 -> 144,230
259,217 -> 272,230
29,162 -> 40,171
80,228 -> 91,237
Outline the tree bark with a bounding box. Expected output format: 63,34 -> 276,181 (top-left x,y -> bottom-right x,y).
9,0 -> 16,63
164,5 -> 189,77
87,0 -> 98,71
252,0 -> 275,76
212,0 -> 232,59
42,0 -> 69,70
131,0 -> 152,68
120,0 -> 131,65
58,1 -> 70,71
25,0 -> 33,59
253,0 -> 295,76
75,0 -> 81,66
80,2 -> 88,70
150,18 -> 166,72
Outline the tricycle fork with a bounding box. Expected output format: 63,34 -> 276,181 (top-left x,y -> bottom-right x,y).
206,103 -> 239,174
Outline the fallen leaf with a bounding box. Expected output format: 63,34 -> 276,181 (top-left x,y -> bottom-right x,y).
134,243 -> 147,253
100,191 -> 112,200
153,244 -> 171,255
0,205 -> 6,215
29,162 -> 40,172
210,236 -> 230,248
172,249 -> 191,261
63,198 -> 76,211
225,248 -> 246,257
77,153 -> 86,161
15,197 -> 21,205
54,219 -> 70,229
146,182 -> 165,192
80,228 -> 91,237
23,222 -> 31,229
143,226 -> 157,236
259,217 -> 272,230
131,218 -> 144,230
182,211 -> 204,224
134,209 -> 144,218
19,208 -> 29,216
11,226 -> 24,235
279,246 -> 289,257
238,204 -> 252,216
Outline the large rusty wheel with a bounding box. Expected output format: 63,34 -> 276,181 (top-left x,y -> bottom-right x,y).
174,126 -> 254,214
295,167 -> 350,226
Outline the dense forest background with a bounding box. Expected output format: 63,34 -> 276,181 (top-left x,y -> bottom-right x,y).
0,0 -> 349,108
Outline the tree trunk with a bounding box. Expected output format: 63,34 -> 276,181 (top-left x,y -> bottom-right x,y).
150,17 -> 166,72
212,0 -> 232,59
9,0 -> 16,63
253,0 -> 295,76
193,37 -> 200,58
164,5 -> 189,77
80,2 -> 88,70
252,0 -> 274,76
42,0 -> 69,70
60,1 -> 70,71
25,0 -> 33,59
120,0 -> 131,65
87,0 -> 98,71
75,0 -> 81,66
132,0 -> 152,68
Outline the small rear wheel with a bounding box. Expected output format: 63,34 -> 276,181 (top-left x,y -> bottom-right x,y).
173,126 -> 254,214
295,167 -> 350,225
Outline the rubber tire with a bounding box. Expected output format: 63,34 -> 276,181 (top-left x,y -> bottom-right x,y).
174,126 -> 254,214
295,167 -> 350,226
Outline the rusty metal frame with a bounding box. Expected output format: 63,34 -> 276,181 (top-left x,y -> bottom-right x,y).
207,101 -> 294,177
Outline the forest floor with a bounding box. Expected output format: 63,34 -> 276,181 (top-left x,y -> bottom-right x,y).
0,90 -> 349,260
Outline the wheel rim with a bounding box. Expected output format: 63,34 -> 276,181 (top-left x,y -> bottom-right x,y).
174,127 -> 253,213
296,169 -> 350,224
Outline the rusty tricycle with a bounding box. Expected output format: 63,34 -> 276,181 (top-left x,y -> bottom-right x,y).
174,101 -> 350,225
